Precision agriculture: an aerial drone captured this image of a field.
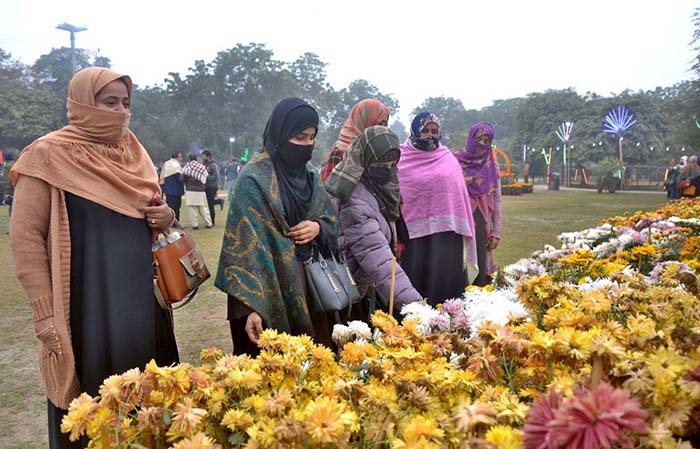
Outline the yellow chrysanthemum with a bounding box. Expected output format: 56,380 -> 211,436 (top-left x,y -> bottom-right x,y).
484,424 -> 522,449
646,347 -> 688,380
492,390 -> 529,424
199,347 -> 223,364
167,397 -> 207,439
171,431 -> 222,449
61,393 -> 98,441
221,408 -> 253,432
401,415 -> 444,446
303,396 -> 357,445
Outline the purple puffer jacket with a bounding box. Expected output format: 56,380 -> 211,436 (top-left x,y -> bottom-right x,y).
337,182 -> 422,310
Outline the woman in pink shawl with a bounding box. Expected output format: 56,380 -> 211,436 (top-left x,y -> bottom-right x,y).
397,112 -> 478,306
458,123 -> 502,286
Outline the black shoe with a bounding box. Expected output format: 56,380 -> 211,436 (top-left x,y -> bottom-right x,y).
206,225 -> 213,229
192,226 -> 199,230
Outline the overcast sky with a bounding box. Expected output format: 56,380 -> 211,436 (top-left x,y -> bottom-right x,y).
1,0 -> 698,125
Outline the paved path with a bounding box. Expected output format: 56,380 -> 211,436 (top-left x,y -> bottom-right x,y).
532,184 -> 665,195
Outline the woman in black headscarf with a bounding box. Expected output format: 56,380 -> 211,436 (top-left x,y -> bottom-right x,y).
215,98 -> 338,355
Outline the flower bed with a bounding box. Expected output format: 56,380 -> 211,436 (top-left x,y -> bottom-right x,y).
502,182 -> 533,195
63,199 -> 700,449
502,184 -> 523,195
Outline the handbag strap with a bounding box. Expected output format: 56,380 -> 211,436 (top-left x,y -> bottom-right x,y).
368,285 -> 377,317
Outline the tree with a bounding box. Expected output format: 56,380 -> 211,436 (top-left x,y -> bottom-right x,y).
31,47 -> 93,95
318,79 -> 400,156
0,48 -> 30,86
412,96 -> 471,148
130,85 -> 190,161
0,85 -> 64,149
389,120 -> 408,142
692,6 -> 700,76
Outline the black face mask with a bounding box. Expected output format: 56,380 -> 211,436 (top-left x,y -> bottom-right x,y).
413,136 -> 439,151
279,141 -> 314,168
368,165 -> 397,185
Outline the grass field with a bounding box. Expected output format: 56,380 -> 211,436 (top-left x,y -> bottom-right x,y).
0,188 -> 666,448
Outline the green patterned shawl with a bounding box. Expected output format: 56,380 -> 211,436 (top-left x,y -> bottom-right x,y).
214,150 -> 337,336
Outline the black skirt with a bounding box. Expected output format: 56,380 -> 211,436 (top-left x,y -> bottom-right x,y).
401,231 -> 465,307
48,194 -> 179,449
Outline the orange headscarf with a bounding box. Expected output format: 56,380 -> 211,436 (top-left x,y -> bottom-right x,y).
11,67 -> 159,218
321,99 -> 390,180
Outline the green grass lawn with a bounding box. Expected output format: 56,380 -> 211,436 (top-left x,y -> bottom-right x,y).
0,189 -> 666,448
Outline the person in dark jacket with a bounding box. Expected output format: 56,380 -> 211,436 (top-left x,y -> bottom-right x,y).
325,126 -> 422,312
201,150 -> 223,225
159,151 -> 184,220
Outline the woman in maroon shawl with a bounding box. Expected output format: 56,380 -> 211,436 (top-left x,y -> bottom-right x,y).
458,123 -> 503,287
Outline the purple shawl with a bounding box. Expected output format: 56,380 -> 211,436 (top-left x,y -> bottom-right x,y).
398,139 -> 475,240
458,123 -> 499,197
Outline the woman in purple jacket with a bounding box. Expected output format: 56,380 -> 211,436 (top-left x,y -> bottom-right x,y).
325,126 -> 422,312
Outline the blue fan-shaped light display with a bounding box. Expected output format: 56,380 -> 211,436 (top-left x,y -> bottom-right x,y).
604,106 -> 636,135
603,106 -> 637,180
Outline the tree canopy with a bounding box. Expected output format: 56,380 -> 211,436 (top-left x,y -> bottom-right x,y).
1,17 -> 699,170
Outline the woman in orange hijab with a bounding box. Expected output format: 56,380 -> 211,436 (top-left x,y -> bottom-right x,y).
10,67 -> 179,449
321,98 -> 391,180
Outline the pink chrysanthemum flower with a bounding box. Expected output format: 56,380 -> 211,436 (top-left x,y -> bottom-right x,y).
523,389 -> 563,449
548,383 -> 648,449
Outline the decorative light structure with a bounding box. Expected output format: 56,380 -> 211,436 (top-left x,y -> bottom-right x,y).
555,121 -> 574,186
603,106 -> 636,177
542,147 -> 553,185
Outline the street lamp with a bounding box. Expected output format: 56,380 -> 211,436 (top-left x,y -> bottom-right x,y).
229,137 -> 236,160
56,23 -> 87,75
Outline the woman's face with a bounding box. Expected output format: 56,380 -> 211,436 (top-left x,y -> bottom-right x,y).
288,127 -> 317,145
94,80 -> 130,112
475,128 -> 492,145
420,122 -> 439,139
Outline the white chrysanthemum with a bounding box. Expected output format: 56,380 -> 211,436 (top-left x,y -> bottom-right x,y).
347,320 -> 372,341
460,288 -> 528,334
577,278 -> 619,293
332,324 -> 353,345
400,301 -> 441,335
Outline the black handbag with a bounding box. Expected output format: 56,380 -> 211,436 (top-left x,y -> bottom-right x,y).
304,248 -> 361,318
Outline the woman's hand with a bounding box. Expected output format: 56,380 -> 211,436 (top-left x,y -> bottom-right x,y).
289,220 -> 320,245
245,312 -> 264,344
487,236 -> 500,251
138,204 -> 174,232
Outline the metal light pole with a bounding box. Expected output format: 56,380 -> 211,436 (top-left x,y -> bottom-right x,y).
56,23 -> 87,75
229,137 -> 236,160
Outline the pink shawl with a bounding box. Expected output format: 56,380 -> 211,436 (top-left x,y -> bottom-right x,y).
398,139 -> 478,279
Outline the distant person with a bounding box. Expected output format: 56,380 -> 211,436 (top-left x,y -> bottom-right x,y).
159,151 -> 184,220
181,154 -> 212,229
224,157 -> 240,200
215,98 -> 338,355
2,152 -> 16,233
321,99 -> 391,181
201,150 -> 223,225
458,123 -> 503,287
398,112 -> 478,305
9,67 -> 178,449
325,126 -> 422,313
522,161 -> 529,183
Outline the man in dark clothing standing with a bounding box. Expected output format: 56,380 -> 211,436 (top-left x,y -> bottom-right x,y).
3,152 -> 16,233
159,152 -> 185,220
202,150 -> 223,226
